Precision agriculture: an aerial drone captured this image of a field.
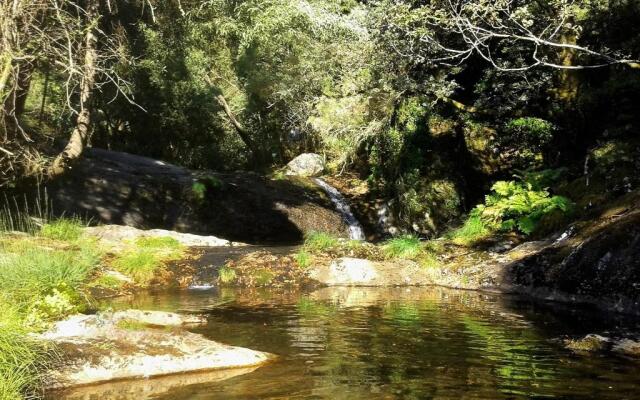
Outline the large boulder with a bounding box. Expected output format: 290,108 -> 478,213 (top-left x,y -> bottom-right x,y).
285,153 -> 325,177
40,310 -> 273,389
42,148 -> 348,244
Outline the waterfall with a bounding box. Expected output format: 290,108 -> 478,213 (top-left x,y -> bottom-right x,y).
313,178 -> 366,241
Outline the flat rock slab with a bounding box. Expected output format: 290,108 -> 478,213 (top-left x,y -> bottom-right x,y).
84,225 -> 248,248
40,310 -> 272,389
308,257 -> 432,286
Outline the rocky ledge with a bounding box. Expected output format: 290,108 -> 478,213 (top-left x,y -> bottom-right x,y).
40,310 -> 273,389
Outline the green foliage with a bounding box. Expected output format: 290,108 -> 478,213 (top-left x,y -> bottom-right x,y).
295,250 -> 312,269
462,171 -> 574,236
303,231 -> 339,253
40,218 -> 84,241
218,265 -> 237,284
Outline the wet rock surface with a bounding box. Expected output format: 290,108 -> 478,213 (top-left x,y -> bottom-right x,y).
40,310 -> 273,389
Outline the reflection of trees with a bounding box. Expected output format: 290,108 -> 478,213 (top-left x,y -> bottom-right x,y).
292,288 -> 561,399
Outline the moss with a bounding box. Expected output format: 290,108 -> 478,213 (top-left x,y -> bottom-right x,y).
253,269 -> 276,286
88,274 -> 126,290
116,319 -> 150,331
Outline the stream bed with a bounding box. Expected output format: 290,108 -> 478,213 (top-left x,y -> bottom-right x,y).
53,286 -> 640,400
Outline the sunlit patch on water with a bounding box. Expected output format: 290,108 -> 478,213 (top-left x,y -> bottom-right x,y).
54,286 -> 640,400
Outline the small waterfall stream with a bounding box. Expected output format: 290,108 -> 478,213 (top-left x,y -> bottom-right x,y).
313,178 -> 366,240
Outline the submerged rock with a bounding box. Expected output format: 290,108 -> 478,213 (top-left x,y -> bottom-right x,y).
285,153 -> 325,177
40,310 -> 272,389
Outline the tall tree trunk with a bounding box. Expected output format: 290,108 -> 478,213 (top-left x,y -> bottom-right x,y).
49,0 -> 99,177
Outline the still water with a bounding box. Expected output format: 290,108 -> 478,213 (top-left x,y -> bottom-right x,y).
55,286 -> 640,400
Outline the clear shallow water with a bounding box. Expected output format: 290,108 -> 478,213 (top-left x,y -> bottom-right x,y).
56,287 -> 640,400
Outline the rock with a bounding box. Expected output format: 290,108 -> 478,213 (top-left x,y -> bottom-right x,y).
285,153 -> 325,177
83,225 -> 247,248
308,257 -> 432,286
612,339 -> 640,357
40,310 -> 273,389
42,148 -> 348,244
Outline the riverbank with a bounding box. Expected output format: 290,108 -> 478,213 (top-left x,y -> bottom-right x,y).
216,188 -> 640,316
0,218 -> 248,398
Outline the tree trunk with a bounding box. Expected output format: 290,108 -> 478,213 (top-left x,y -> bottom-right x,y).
49,0 -> 99,177
214,93 -> 260,163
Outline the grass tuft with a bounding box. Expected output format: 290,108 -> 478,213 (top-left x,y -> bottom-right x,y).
303,231 -> 339,253
218,265 -> 237,284
112,236 -> 185,285
295,250 -> 312,269
447,215 -> 491,246
383,235 -> 422,259
40,218 -> 84,241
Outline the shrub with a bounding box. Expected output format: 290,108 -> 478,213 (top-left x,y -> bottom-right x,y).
503,117 -> 555,149
40,218 -> 85,241
457,172 -> 573,237
303,232 -> 339,253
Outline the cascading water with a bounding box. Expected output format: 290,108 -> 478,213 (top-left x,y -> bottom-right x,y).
313,178 -> 366,241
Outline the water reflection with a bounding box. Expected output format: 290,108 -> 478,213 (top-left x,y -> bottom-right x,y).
59,287 -> 640,400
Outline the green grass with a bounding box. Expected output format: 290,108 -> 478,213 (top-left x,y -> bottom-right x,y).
0,240 -> 100,310
383,235 -> 422,259
447,215 -> 492,246
295,250 -> 312,269
39,218 -> 84,241
0,302 -> 52,400
112,237 -> 185,285
218,265 -> 237,284
303,231 -> 339,252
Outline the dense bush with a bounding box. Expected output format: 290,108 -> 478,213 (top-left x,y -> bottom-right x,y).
469,172 -> 573,235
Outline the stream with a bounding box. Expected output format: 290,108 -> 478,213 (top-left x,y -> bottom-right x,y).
54,285 -> 640,400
